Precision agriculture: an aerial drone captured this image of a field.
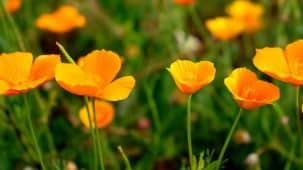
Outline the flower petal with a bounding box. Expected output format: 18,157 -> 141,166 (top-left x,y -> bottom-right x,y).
97,76 -> 135,101
253,47 -> 290,81
55,63 -> 98,96
82,50 -> 122,86
0,52 -> 33,84
197,61 -> 216,85
285,39 -> 303,78
0,80 -> 10,95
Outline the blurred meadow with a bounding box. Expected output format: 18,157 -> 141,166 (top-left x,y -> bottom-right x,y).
1,0 -> 303,170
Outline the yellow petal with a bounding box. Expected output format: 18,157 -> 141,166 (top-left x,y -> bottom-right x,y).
55,63 -> 98,96
285,39 -> 303,79
0,80 -> 10,95
97,76 -> 135,101
197,61 -> 216,85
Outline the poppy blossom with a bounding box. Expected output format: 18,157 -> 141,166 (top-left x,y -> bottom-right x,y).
35,5 -> 86,34
55,50 -> 135,101
206,17 -> 243,41
79,100 -> 114,128
174,0 -> 195,5
167,59 -> 216,94
226,0 -> 264,33
253,39 -> 303,86
0,52 -> 60,95
5,0 -> 21,13
224,67 -> 280,109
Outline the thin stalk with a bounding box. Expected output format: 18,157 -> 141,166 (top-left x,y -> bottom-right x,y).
118,146 -> 132,170
144,84 -> 161,132
187,95 -> 193,170
23,94 -> 46,170
0,0 -> 25,51
295,86 -> 302,148
92,99 -> 105,170
216,108 -> 243,170
272,103 -> 294,140
56,42 -> 76,64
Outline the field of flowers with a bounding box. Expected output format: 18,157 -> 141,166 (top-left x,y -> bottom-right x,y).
1,0 -> 303,169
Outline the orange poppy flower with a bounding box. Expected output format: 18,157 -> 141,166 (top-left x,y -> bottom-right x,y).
226,0 -> 264,33
55,50 -> 135,101
6,0 -> 21,13
205,17 -> 243,41
174,0 -> 195,5
253,39 -> 303,86
79,100 -> 114,128
35,5 -> 86,34
224,68 -> 280,109
167,59 -> 216,94
0,52 -> 60,95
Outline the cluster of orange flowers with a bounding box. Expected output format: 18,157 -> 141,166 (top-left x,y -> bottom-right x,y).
206,0 -> 264,41
0,50 -> 135,128
168,39 -> 303,110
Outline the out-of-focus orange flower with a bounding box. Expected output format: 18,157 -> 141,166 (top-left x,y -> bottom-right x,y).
174,0 -> 195,5
226,0 -> 264,33
253,39 -> 303,86
55,50 -> 135,101
6,0 -> 21,13
167,59 -> 216,94
224,68 -> 280,110
0,52 -> 60,95
79,100 -> 114,128
35,5 -> 86,34
206,17 -> 243,41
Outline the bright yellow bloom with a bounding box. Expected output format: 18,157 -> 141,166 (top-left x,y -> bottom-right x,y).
55,50 -> 135,101
0,52 -> 60,95
6,0 -> 21,13
79,100 -> 114,128
167,59 -> 216,94
224,68 -> 280,109
226,0 -> 264,33
206,17 -> 243,41
35,5 -> 86,34
253,39 -> 303,86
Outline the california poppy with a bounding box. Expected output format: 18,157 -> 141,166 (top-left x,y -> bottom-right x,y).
226,0 -> 264,33
206,17 -> 243,41
0,52 -> 60,95
224,67 -> 280,109
55,50 -> 135,101
79,100 -> 114,128
167,59 -> 216,94
6,0 -> 21,13
253,39 -> 303,86
35,5 -> 86,34
174,0 -> 195,5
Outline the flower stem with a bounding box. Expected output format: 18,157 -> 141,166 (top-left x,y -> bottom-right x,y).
23,94 -> 46,170
216,108 -> 243,170
295,86 -> 302,148
92,99 -> 105,170
187,95 -> 193,170
118,145 -> 132,170
56,42 -> 76,64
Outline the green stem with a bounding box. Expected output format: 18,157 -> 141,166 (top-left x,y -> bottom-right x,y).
216,108 -> 243,170
23,94 -> 46,170
56,42 -> 76,64
92,99 -> 105,170
118,146 -> 132,170
187,95 -> 193,170
144,84 -> 161,132
0,0 -> 26,51
272,103 -> 294,140
295,86 -> 302,148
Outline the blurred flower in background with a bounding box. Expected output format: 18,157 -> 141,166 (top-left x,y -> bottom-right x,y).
226,0 -> 264,33
175,29 -> 202,56
174,0 -> 195,6
6,0 -> 21,13
224,68 -> 280,109
206,17 -> 243,41
234,129 -> 251,144
36,5 -> 86,34
79,100 -> 114,128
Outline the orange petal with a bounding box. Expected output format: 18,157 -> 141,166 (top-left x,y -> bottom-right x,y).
55,63 -> 98,97
79,101 -> 114,128
0,80 -> 10,95
82,50 -> 122,86
29,54 -> 61,86
285,39 -> 303,79
97,76 -> 135,101
253,47 -> 290,81
197,61 -> 216,85
0,52 -> 33,84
